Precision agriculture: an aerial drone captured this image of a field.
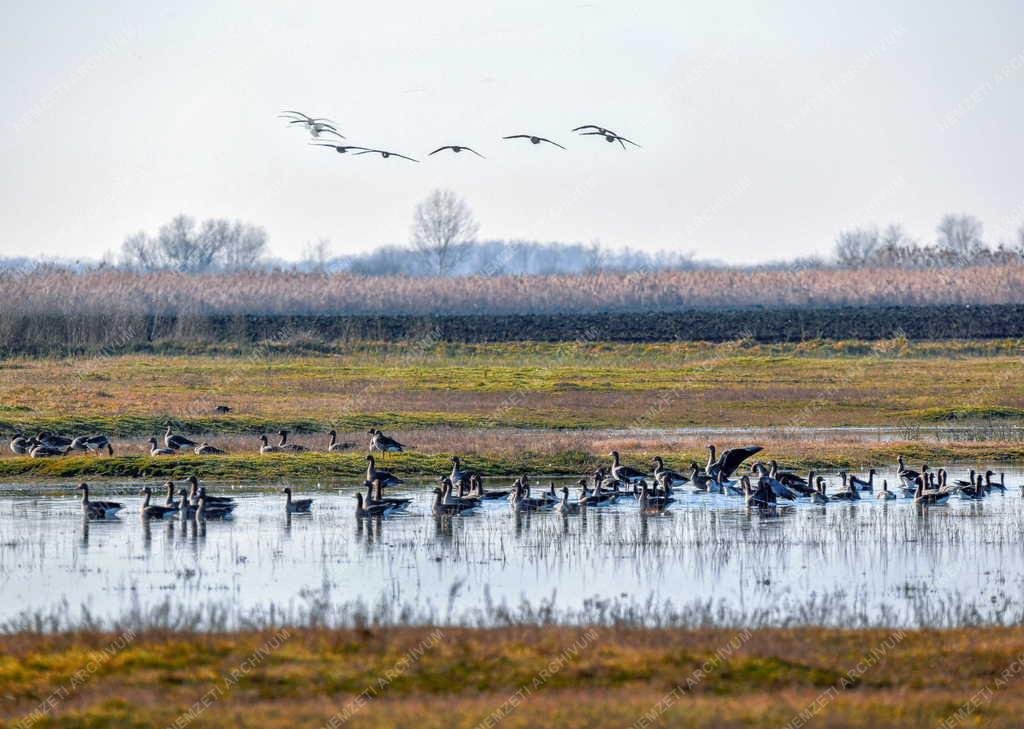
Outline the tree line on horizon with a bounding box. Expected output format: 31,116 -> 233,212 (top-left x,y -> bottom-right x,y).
2,189 -> 1023,276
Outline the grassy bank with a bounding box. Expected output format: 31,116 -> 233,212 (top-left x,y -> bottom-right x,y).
1,626 -> 1022,728
3,441 -> 1024,480
2,340 -> 1024,435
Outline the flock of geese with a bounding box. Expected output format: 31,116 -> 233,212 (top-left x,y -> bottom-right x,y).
281,109 -> 640,163
54,432 -> 1014,521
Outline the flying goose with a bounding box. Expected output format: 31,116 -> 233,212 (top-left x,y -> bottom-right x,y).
147,437 -> 176,456
572,124 -> 641,148
429,145 -> 486,158
163,425 -> 197,450
608,451 -> 650,484
280,111 -> 343,138
282,487 -> 313,514
327,430 -> 351,452
365,455 -> 403,487
76,483 -> 122,519
651,456 -> 689,488
140,487 -> 178,519
310,142 -> 369,154
194,442 -> 226,455
430,487 -> 477,516
276,430 -> 307,452
502,134 -> 566,150
368,428 -> 405,454
354,149 -> 419,162
706,445 -> 763,481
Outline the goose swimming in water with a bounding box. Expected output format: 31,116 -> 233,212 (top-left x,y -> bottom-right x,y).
502,134 -> 566,150
365,455 -> 403,487
282,487 -> 313,514
469,474 -> 510,500
76,483 -> 122,519
752,463 -> 796,500
430,487 -> 476,516
651,456 -> 689,489
741,475 -> 776,507
556,486 -> 582,515
608,451 -> 650,485
140,486 -> 178,519
196,488 -> 234,520
850,469 -> 876,491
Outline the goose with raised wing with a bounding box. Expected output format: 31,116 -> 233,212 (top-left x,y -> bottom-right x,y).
76,483 -> 122,519
706,444 -> 763,482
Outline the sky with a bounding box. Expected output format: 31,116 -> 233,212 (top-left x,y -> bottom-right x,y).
1,0 -> 1023,265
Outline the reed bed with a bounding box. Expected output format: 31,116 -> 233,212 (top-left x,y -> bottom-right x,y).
4,265 -> 1024,316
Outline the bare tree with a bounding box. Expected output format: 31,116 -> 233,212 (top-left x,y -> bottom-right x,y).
834,226 -> 880,267
120,215 -> 267,272
301,238 -> 333,272
936,213 -> 984,257
410,189 -> 479,275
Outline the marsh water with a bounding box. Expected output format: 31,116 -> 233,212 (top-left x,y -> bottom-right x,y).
2,466 -> 1023,630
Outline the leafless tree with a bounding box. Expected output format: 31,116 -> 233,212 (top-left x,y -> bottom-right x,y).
120,215 -> 267,272
834,226 -> 880,267
936,213 -> 984,257
302,238 -> 333,272
410,189 -> 479,275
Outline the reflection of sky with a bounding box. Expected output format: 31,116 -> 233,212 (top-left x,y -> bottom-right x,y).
2,466 -> 1022,628
3,1 -> 1024,263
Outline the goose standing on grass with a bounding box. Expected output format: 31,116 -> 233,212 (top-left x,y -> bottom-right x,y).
282,487 -> 313,513
609,451 -> 650,485
69,434 -> 111,454
37,432 -> 72,448
140,487 -> 178,519
368,428 -> 405,455
9,434 -> 34,455
194,442 -> 226,455
259,434 -> 282,454
29,442 -> 69,458
164,425 -> 197,450
365,455 -> 403,487
327,430 -> 351,452
148,437 -> 176,456
76,483 -> 122,519
706,444 -> 763,482
276,430 -> 307,452
876,480 -> 896,501
651,457 -> 689,489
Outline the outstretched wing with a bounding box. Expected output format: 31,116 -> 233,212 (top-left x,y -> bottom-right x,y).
537,137 -> 566,150
428,146 -> 452,155
389,152 -> 420,162
465,147 -> 486,158
572,124 -> 606,133
717,446 -> 763,479
502,134 -> 530,140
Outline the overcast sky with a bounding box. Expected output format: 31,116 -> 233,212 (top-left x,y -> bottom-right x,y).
2,0 -> 1022,264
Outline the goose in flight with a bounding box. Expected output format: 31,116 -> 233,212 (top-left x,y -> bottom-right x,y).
572,124 -> 640,148
310,142 -> 369,155
429,145 -> 486,159
502,134 -> 566,150
354,149 -> 419,162
280,110 -> 343,139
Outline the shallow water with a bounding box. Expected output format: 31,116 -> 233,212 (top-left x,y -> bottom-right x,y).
1,466 -> 1023,630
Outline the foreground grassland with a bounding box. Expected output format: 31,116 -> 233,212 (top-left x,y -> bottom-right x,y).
1,626 -> 1023,728
2,339 -> 1023,436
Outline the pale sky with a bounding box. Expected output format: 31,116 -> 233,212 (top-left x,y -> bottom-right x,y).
2,0 -> 1023,264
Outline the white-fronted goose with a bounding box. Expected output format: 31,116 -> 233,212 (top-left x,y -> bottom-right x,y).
431,487 -> 476,516
914,478 -> 951,506
896,456 -> 920,486
76,483 -> 122,519
810,476 -> 830,504
768,461 -> 813,494
850,469 -> 875,491
354,148 -> 419,162
140,487 -> 178,519
327,430 -> 351,452
365,455 -> 403,487
196,488 -> 234,520
37,431 -> 72,448
164,425 -> 197,450
450,457 -> 470,489
829,472 -> 860,501
194,442 -> 226,455
651,457 -> 689,488
147,437 -> 176,456
163,481 -> 177,505
578,478 -> 616,507
70,434 -> 111,453
638,481 -> 673,513
365,479 -> 412,510
509,480 -> 553,511
30,443 -> 69,458
9,434 -> 34,455
742,475 -> 776,507
752,463 -> 796,500
470,474 -> 510,500
282,487 -> 313,513
556,486 -> 582,515
875,479 -> 895,500
187,476 -> 235,508
689,462 -> 712,492
985,471 -> 1006,493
